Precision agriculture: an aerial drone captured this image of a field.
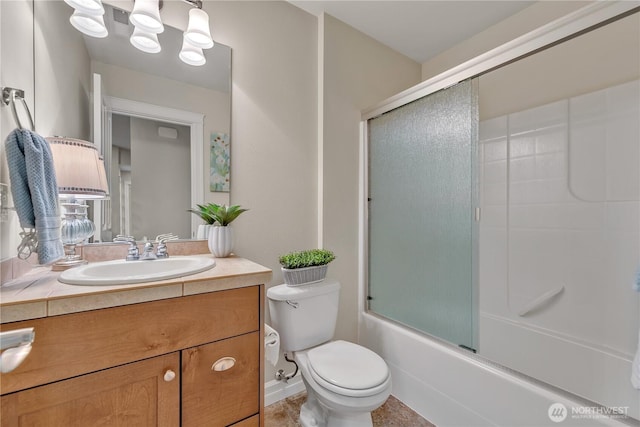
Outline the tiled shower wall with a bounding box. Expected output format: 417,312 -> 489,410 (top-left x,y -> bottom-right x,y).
478,80 -> 639,418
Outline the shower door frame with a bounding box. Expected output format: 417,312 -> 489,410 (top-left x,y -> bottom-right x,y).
358,0 -> 639,343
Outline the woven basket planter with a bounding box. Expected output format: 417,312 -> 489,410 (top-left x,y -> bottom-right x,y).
282,265 -> 328,286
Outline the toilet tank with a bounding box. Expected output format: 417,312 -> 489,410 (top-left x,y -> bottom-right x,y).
267,280 -> 340,352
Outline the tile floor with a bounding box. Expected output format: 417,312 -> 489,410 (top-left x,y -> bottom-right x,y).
265,392 -> 435,426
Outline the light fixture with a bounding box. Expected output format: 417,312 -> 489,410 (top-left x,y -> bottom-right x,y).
179,37 -> 206,66
66,0 -> 107,39
130,27 -> 161,54
65,0 -> 214,66
64,0 -> 104,16
130,0 -> 164,34
69,10 -> 108,38
47,137 -> 109,270
184,8 -> 214,49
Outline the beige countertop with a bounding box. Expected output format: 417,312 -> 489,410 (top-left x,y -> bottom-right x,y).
0,255 -> 272,324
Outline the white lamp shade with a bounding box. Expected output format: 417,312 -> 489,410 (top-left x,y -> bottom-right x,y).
47,137 -> 109,199
184,8 -> 214,49
69,10 -> 108,38
64,0 -> 104,15
179,38 -> 206,66
130,0 -> 164,34
130,27 -> 161,54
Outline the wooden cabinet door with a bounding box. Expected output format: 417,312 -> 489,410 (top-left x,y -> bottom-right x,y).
182,332 -> 260,427
1,353 -> 180,427
231,415 -> 260,426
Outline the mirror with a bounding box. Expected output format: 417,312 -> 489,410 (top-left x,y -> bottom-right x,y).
39,1 -> 231,242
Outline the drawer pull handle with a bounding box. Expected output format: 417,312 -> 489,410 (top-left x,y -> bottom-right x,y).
212,357 -> 236,372
164,369 -> 176,382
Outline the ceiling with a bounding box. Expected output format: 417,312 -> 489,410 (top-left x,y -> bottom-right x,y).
289,1 -> 535,63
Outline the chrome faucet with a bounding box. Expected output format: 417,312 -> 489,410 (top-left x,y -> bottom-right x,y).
113,235 -> 139,261
141,241 -> 157,260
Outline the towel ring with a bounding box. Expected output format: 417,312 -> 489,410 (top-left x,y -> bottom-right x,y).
1,87 -> 35,132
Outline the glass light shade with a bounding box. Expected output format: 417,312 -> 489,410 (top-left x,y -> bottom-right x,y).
130,27 -> 161,54
46,137 -> 109,199
179,38 -> 206,66
130,0 -> 164,34
184,8 -> 214,49
69,10 -> 108,38
64,0 -> 104,15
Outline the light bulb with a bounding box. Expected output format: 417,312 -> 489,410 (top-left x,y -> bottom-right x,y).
130,27 -> 161,53
179,38 -> 206,66
184,8 -> 214,49
70,10 -> 108,38
130,0 -> 164,34
64,0 -> 104,16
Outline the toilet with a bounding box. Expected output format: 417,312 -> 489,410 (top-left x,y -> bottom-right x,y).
267,279 -> 391,427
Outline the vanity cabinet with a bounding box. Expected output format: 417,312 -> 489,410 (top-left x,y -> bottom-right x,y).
183,332 -> 260,426
0,285 -> 264,427
1,353 -> 180,426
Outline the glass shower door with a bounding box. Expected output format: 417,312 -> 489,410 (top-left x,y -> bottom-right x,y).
367,79 -> 478,349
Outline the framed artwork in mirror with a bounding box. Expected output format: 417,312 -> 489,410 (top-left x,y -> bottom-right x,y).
210,132 -> 230,192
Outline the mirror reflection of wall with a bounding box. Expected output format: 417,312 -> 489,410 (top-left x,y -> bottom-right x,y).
110,115 -> 190,241
0,0 -> 232,254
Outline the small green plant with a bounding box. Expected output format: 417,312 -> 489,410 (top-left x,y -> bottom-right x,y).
188,203 -> 248,226
279,249 -> 335,270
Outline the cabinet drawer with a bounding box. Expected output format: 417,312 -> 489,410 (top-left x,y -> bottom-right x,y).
182,332 -> 260,427
1,352 -> 180,427
1,286 -> 259,395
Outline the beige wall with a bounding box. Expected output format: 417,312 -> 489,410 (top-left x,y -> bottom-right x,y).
34,0 -> 91,139
321,14 -> 421,343
0,0 -> 34,264
421,1 -> 590,81
205,1 -> 319,380
479,12 -> 640,120
0,0 -> 90,264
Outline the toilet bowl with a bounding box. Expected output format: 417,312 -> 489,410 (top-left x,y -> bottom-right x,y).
267,280 -> 392,427
295,340 -> 392,427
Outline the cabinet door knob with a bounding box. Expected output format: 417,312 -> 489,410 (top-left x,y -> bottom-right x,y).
211,356 -> 236,372
164,369 -> 176,382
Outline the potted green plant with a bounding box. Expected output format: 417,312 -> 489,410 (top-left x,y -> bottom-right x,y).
188,204 -> 248,257
279,249 -> 335,286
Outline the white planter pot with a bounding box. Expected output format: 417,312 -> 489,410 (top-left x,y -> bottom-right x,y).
208,226 -> 234,258
196,224 -> 212,240
281,265 -> 328,286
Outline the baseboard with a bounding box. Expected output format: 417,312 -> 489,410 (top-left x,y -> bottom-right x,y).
264,374 -> 305,407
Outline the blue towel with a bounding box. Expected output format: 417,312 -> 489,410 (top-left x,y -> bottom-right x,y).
5,129 -> 63,265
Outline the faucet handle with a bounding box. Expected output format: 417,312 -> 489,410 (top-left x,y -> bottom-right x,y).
113,235 -> 135,243
153,234 -> 176,260
113,235 -> 139,261
156,238 -> 169,259
154,233 -> 178,243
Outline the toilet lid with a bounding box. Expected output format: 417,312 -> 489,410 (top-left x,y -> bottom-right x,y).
307,340 -> 389,391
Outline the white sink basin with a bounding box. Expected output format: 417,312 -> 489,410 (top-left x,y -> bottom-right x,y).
59,256 -> 216,286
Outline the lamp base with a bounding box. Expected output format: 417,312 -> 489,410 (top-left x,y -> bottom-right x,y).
51,256 -> 88,271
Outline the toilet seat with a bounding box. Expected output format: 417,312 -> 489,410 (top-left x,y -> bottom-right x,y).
306,340 -> 390,398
